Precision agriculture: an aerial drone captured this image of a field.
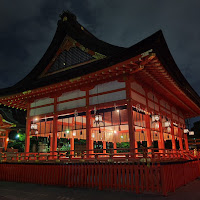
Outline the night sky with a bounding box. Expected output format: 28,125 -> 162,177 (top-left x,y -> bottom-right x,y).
0,1 -> 200,127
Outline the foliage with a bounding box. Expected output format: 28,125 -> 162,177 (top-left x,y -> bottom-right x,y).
74,139 -> 86,145
116,142 -> 130,153
18,133 -> 25,142
7,132 -> 25,152
7,141 -> 24,152
60,144 -> 70,151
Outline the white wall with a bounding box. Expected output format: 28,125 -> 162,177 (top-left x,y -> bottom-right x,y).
89,90 -> 126,105
30,97 -> 54,108
89,81 -> 125,95
30,105 -> 54,116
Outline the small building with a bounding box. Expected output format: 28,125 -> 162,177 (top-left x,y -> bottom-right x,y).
0,107 -> 25,151
0,11 -> 200,157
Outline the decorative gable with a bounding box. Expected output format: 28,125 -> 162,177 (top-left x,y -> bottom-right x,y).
40,36 -> 106,77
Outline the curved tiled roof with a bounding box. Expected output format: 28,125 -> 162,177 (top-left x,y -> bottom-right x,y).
0,10 -> 199,111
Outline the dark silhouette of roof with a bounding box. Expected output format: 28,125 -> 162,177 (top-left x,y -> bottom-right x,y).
0,106 -> 26,130
0,10 -> 199,110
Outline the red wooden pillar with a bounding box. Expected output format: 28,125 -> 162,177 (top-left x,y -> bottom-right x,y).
70,137 -> 74,156
145,114 -> 152,149
171,123 -> 176,151
52,97 -> 58,155
52,115 -> 58,154
25,102 -> 31,154
125,76 -> 135,157
158,121 -> 165,153
184,132 -> 189,151
103,141 -> 106,155
50,136 -> 53,152
113,142 -> 117,154
86,90 -> 93,158
4,130 -> 9,151
178,127 -> 183,151
135,140 -> 138,156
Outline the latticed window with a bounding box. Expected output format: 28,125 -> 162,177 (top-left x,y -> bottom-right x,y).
47,47 -> 94,74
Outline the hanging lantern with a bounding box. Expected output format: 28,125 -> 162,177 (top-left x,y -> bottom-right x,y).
95,114 -> 103,123
155,122 -> 159,129
94,113 -> 105,129
30,123 -> 38,136
173,122 -> 178,127
189,131 -> 194,135
73,131 -> 76,136
164,121 -> 171,127
31,123 -> 38,130
152,115 -> 160,122
184,129 -> 189,134
166,127 -> 171,133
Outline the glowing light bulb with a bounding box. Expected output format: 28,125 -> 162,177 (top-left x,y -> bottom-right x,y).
34,117 -> 38,122
116,109 -> 119,113
66,130 -> 70,134
114,130 -> 117,134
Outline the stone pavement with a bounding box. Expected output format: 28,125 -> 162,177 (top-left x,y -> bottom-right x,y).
0,179 -> 200,200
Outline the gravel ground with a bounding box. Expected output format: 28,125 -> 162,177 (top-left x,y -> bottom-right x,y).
0,178 -> 200,200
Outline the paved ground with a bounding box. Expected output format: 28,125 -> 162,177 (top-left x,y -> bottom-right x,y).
0,179 -> 200,200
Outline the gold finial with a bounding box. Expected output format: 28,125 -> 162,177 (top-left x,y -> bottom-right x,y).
63,16 -> 68,21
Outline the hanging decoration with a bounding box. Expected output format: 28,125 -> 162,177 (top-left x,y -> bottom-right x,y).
152,115 -> 160,122
31,123 -> 38,131
94,107 -> 104,133
30,121 -> 38,136
44,115 -> 47,138
164,121 -> 171,128
74,109 -> 78,130
184,129 -> 189,134
189,131 -> 194,135
61,118 -> 64,138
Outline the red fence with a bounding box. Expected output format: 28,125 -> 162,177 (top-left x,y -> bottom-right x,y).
0,160 -> 199,196
0,148 -> 195,163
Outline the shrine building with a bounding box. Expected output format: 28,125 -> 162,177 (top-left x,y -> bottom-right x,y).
0,11 -> 200,157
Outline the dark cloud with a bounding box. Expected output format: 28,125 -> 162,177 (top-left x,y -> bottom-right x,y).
0,1 -> 200,126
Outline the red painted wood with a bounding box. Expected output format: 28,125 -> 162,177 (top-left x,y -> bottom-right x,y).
86,89 -> 93,158
145,165 -> 149,191
98,165 -> 102,190
171,123 -> 176,150
178,128 -> 183,151
145,114 -> 152,149
126,76 -> 135,157
140,164 -> 144,192
184,132 -> 189,151
1,161 -> 200,196
134,165 -> 140,194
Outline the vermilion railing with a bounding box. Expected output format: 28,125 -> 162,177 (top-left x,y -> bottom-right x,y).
0,148 -> 197,163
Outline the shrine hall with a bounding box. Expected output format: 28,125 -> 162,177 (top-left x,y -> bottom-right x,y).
0,11 -> 200,158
